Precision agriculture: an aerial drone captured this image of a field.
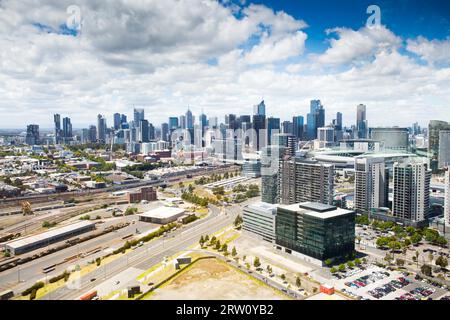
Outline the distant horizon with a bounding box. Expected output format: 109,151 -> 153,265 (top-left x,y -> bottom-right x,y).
1,0 -> 449,128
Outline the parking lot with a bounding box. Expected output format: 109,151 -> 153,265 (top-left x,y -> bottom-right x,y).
333,265 -> 449,300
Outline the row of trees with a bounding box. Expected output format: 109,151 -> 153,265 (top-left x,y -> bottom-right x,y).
358,214 -> 448,248
181,191 -> 211,207
194,171 -> 240,185
329,258 -> 367,274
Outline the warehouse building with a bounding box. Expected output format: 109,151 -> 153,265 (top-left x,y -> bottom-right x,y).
137,206 -> 185,224
4,221 -> 96,255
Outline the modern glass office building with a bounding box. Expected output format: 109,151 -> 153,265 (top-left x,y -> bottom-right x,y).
275,202 -> 355,265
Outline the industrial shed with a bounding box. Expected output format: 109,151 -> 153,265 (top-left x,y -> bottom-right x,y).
137,207 -> 185,224
3,221 -> 95,255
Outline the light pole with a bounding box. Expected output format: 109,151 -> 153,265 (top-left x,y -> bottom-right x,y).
17,264 -> 21,283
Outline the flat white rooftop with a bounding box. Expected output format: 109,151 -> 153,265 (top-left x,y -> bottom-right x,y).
138,206 -> 185,219
246,202 -> 277,213
278,202 -> 353,219
4,220 -> 95,249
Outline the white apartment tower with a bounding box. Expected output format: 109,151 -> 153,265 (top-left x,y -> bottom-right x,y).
392,158 -> 431,222
444,168 -> 450,225
354,157 -> 388,214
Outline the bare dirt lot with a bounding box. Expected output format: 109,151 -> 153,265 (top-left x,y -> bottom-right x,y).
146,258 -> 288,300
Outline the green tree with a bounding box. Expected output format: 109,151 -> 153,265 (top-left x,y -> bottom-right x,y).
266,265 -> 272,274
232,246 -> 237,257
296,276 -> 302,288
347,261 -> 355,269
338,264 -> 346,272
324,259 -> 332,267
330,267 -> 338,274
280,274 -> 286,281
435,256 -> 448,269
421,264 -> 432,277
253,256 -> 261,268
396,258 -> 405,267
221,243 -> 228,252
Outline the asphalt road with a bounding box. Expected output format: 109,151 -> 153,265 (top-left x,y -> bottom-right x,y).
0,216 -> 155,293
40,203 -> 246,300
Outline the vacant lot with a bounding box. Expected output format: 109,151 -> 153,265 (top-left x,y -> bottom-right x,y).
146,258 -> 288,300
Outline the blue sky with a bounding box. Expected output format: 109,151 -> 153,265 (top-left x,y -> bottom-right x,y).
248,0 -> 450,49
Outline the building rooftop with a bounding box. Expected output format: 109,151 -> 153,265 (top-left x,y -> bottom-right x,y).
5,220 -> 95,250
246,202 -> 277,213
299,202 -> 336,212
278,202 -> 354,219
138,206 -> 185,219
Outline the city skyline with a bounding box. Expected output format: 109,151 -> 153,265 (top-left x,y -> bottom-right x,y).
0,0 -> 449,128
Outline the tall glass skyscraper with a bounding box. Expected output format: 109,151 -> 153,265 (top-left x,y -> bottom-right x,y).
266,117 -> 280,145
292,116 -> 304,140
254,100 -> 266,116
307,100 -> 324,140
356,104 -> 368,139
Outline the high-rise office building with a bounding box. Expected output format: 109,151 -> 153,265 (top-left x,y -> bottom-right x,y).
186,108 -> 194,129
354,157 -> 388,214
169,117 -> 179,130
429,121 -> 450,166
179,115 -> 186,129
292,116 -> 304,141
225,114 -> 238,130
369,127 -> 409,151
161,123 -> 169,142
62,117 -> 72,143
113,113 -> 121,130
273,133 -> 296,156
335,112 -> 343,131
266,117 -> 280,145
199,113 -> 207,133
121,114 -> 127,126
307,100 -> 325,140
279,158 -> 334,205
252,114 -> 266,151
213,136 -> 242,161
356,104 -> 368,139
392,158 -> 431,222
282,121 -> 293,134
317,127 -> 335,148
97,114 -> 107,142
438,130 -> 450,169
333,112 -> 344,142
53,114 -> 62,144
254,100 -> 266,116
138,119 -> 149,142
133,108 -> 145,126
148,123 -> 155,140
88,125 -> 97,143
209,116 -> 218,129
25,124 -> 40,145
275,202 -> 355,265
